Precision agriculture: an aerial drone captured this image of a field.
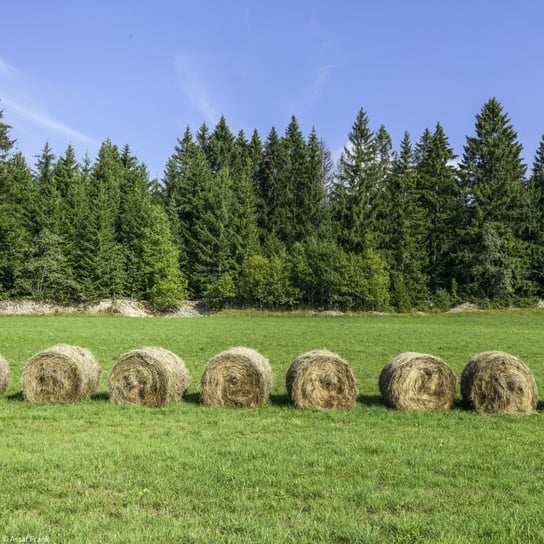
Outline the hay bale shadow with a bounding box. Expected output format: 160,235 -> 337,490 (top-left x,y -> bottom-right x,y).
270,393 -> 290,407
183,392 -> 202,405
90,391 -> 110,402
7,391 -> 25,402
358,394 -> 385,407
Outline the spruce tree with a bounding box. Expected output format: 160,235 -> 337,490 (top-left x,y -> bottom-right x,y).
280,116 -> 312,244
0,109 -> 15,161
458,98 -> 532,299
305,128 -> 330,237
373,124 -> 393,250
231,131 -> 260,262
0,150 -> 34,296
34,142 -> 60,234
166,133 -> 217,296
527,136 -> 544,295
332,108 -> 380,253
86,140 -> 125,299
140,204 -> 188,310
384,132 -> 429,310
117,145 -> 154,298
416,123 -> 462,296
256,126 -> 287,244
52,145 -> 87,300
163,126 -> 193,269
16,228 -> 79,303
209,116 -> 236,173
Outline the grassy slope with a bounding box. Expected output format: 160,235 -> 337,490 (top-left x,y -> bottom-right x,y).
0,311 -> 543,543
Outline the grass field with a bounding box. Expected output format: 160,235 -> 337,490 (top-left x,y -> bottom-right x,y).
0,310 -> 543,543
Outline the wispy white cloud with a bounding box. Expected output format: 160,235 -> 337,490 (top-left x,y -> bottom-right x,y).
173,54 -> 220,126
0,55 -> 99,147
1,97 -> 100,147
311,63 -> 336,101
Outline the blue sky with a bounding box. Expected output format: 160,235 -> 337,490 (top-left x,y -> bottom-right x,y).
1,0 -> 543,179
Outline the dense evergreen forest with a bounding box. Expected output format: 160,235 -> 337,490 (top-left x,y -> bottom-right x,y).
1,98 -> 543,312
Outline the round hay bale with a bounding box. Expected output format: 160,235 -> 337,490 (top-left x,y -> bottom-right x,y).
22,344 -> 102,404
286,349 -> 358,410
200,347 -> 272,408
108,347 -> 190,407
0,353 -> 10,395
379,352 -> 456,410
461,351 -> 538,415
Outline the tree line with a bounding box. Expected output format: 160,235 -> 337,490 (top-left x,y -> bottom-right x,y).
1,97 -> 543,311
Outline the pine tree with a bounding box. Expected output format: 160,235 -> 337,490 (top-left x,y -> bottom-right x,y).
384,132 -> 429,310
51,145 -> 87,300
231,131 -> 260,262
117,145 -> 154,298
0,109 -> 15,161
373,124 -> 393,250
209,116 -> 236,173
0,150 -> 34,296
34,142 -> 60,234
86,140 -> 125,299
163,126 -> 193,270
305,128 -> 330,237
16,228 -> 80,303
332,108 -> 380,253
279,116 -> 312,244
416,123 -> 462,295
248,129 -> 263,178
140,204 -> 188,310
165,132 -> 217,296
256,126 -> 287,244
458,98 -> 532,299
527,136 -> 544,295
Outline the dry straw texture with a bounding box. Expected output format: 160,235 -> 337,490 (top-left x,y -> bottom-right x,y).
200,347 -> 272,408
0,353 -> 9,395
109,347 -> 190,407
461,351 -> 538,415
286,349 -> 358,410
379,352 -> 456,410
22,344 -> 102,403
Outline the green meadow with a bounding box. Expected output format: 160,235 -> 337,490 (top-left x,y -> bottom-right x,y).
0,310 -> 543,543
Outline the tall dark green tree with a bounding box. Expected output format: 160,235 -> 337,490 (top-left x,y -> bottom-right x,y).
51,145 -> 88,299
280,116 -> 323,244
34,142 -> 60,234
0,109 -> 15,161
140,204 -> 188,310
383,132 -> 429,310
416,123 -> 462,295
163,126 -> 193,268
85,140 -> 125,298
209,116 -> 236,173
16,228 -> 80,303
373,124 -> 393,249
117,145 -> 154,298
332,108 -> 380,253
0,114 -> 34,295
458,98 -> 532,299
256,126 -> 287,244
231,131 -> 260,262
527,136 -> 544,294
164,132 -> 217,296
305,128 -> 330,237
